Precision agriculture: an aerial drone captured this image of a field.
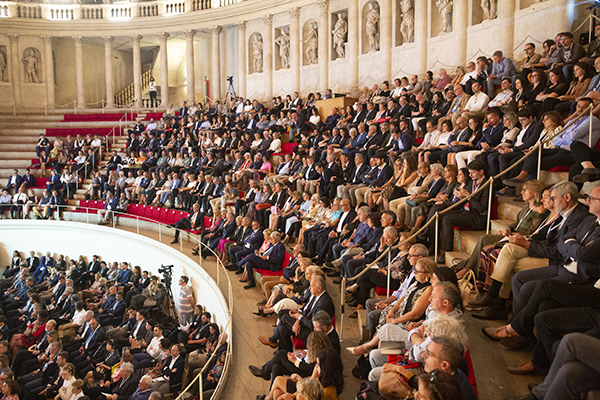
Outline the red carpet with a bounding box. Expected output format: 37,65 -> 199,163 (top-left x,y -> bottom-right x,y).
144,112 -> 163,121
62,113 -> 137,122
45,127 -> 122,137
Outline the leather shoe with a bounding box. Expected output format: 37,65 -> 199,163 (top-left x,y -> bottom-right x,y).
481,326 -> 514,341
235,268 -> 244,275
259,335 -> 277,348
573,167 -> 600,183
503,178 -> 526,187
507,362 -> 546,376
239,279 -> 248,283
225,264 -> 237,271
468,292 -> 501,309
253,309 -> 265,317
244,282 -> 256,289
171,239 -> 179,244
472,306 -> 508,321
501,336 -> 532,350
248,365 -> 270,381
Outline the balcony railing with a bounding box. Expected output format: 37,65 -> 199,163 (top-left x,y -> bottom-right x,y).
0,0 -> 230,20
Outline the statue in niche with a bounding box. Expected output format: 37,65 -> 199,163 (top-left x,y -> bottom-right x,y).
399,0 -> 414,43
251,34 -> 263,73
275,28 -> 291,69
305,22 -> 318,64
22,49 -> 39,83
332,13 -> 348,59
0,50 -> 6,82
365,3 -> 380,51
436,0 -> 453,33
481,0 -> 497,20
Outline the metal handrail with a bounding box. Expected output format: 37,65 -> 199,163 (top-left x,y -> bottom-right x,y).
3,203 -> 233,400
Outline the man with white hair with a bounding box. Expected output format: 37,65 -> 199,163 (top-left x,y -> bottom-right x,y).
87,361 -> 138,400
129,375 -> 153,400
241,231 -> 286,289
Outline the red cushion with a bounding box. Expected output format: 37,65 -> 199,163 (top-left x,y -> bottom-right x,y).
293,315 -> 335,349
281,143 -> 298,153
548,166 -> 570,172
596,140 -> 600,151
255,269 -> 283,277
79,200 -> 89,209
151,207 -> 161,221
374,286 -> 394,296
203,217 -> 212,228
158,208 -> 169,223
282,253 -> 292,269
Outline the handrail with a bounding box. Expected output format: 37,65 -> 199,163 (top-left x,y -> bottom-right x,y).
2,204 -> 233,400
338,104 -> 596,340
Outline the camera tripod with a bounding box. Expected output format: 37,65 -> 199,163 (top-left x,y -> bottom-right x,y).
226,78 -> 237,100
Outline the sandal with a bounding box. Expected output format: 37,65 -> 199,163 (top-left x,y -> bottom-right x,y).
349,311 -> 358,319
346,344 -> 367,355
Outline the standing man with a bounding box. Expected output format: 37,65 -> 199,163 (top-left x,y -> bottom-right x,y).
178,276 -> 195,325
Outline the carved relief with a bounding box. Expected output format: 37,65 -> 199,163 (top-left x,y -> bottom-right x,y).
0,46 -> 7,82
436,0 -> 453,33
365,2 -> 380,51
275,26 -> 290,69
481,0 -> 497,20
250,32 -> 263,73
399,0 -> 414,43
304,21 -> 318,65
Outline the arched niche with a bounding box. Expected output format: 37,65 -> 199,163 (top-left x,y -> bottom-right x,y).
302,19 -> 319,66
22,47 -> 42,84
248,32 -> 264,74
361,0 -> 380,54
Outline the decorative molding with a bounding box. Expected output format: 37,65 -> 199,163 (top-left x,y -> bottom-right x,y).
235,20 -> 247,30
183,29 -> 196,38
317,0 -> 329,13
261,14 -> 272,25
73,35 -> 84,45
101,35 -> 114,44
157,32 -> 170,41
130,34 -> 143,42
288,7 -> 300,19
8,34 -> 19,44
41,35 -> 53,45
209,25 -> 223,34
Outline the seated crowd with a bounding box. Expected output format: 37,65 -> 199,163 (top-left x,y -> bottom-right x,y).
0,251 -> 228,400
3,27 -> 600,400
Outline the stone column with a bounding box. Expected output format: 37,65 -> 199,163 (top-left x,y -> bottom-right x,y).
8,34 -> 21,108
347,0 -> 359,90
73,36 -> 85,108
288,8 -> 301,93
236,21 -> 247,98
498,0 -> 515,57
131,34 -> 143,107
42,36 -> 55,109
379,0 -> 392,79
453,0 -> 468,66
414,0 -> 427,74
262,15 -> 273,99
184,29 -> 196,103
317,0 -> 329,90
210,26 -> 223,101
102,35 -> 114,108
158,32 -> 170,107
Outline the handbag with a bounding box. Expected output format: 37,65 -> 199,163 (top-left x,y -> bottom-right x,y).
381,186 -> 395,201
458,269 -> 479,306
405,197 -> 427,207
378,369 -> 414,399
255,203 -> 271,210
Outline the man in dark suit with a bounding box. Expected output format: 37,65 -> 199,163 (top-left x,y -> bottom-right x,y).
348,103 -> 368,130
313,199 -> 357,262
227,220 -> 264,272
98,291 -> 126,327
259,275 -> 335,352
241,231 -> 286,289
169,202 -> 203,244
22,169 -> 36,188
510,181 -> 592,314
86,361 -> 138,400
70,318 -> 105,363
22,350 -> 68,400
155,344 -> 185,394
81,255 -> 101,288
6,169 -> 22,194
490,107 -> 543,177
437,159 -> 490,262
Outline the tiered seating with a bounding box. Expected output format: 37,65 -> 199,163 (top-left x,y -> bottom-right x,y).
45,127 -> 122,137
144,112 -> 164,121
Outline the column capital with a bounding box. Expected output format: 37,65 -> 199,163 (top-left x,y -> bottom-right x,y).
235,20 -> 247,30
73,36 -> 84,45
41,35 -> 53,45
184,29 -> 196,39
8,34 -> 19,44
288,7 -> 300,19
261,14 -> 273,25
101,35 -> 114,44
130,34 -> 143,43
317,0 -> 329,12
209,25 -> 222,35
157,32 -> 170,41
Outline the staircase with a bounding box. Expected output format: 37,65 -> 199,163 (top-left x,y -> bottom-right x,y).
114,66 -> 155,107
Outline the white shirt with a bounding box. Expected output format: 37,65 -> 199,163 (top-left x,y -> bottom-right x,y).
460,70 -> 478,85
71,309 -> 87,326
513,122 -> 531,147
488,90 -> 514,108
147,335 -> 164,359
149,81 -> 157,92
418,130 -> 442,149
464,91 -> 490,112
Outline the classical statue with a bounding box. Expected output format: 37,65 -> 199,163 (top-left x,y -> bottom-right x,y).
251,34 -> 263,73
0,51 -> 6,82
305,22 -> 318,65
436,0 -> 453,33
275,28 -> 291,69
365,3 -> 380,51
332,13 -> 348,59
22,49 -> 39,83
481,0 -> 497,20
399,0 -> 415,43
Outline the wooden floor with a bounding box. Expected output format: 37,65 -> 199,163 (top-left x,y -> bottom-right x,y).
119,225 -> 542,400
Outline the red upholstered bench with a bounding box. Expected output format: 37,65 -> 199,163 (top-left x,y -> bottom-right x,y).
548,166 -> 570,172
293,315 -> 336,350
374,286 -> 394,296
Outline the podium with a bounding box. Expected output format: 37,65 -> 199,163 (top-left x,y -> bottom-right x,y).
316,96 -> 357,121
